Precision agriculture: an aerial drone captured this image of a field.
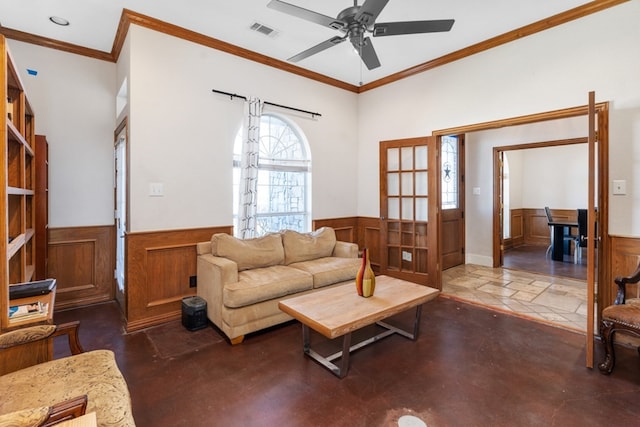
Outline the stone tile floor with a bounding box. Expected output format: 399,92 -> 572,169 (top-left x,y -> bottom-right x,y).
442,264 -> 589,332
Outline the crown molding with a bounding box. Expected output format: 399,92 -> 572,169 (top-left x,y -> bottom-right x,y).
0,0 -> 629,93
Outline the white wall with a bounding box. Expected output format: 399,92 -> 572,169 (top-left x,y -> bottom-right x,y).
358,1 -> 640,263
520,145 -> 588,209
7,1 -> 640,255
8,40 -> 116,228
505,151 -> 523,210
126,26 -> 359,232
505,144 -> 587,210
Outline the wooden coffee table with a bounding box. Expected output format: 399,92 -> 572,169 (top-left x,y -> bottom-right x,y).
278,275 -> 439,378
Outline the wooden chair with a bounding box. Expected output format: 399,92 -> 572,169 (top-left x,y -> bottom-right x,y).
0,321 -> 136,426
0,322 -> 88,425
598,261 -> 640,374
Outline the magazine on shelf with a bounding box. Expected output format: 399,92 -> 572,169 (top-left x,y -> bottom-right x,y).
9,301 -> 48,320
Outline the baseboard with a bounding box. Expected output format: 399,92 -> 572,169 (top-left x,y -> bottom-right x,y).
465,253 -> 493,267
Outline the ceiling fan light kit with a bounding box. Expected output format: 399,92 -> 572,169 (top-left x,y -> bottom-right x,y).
267,0 -> 454,70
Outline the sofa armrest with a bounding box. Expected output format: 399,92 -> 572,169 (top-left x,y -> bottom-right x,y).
333,241 -> 359,258
197,254 -> 239,329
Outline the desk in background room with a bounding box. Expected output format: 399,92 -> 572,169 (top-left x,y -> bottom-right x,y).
548,220 -> 578,262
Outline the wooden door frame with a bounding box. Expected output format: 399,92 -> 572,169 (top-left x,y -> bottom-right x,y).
432,102 -> 610,323
492,137 -> 588,263
114,117 -> 130,316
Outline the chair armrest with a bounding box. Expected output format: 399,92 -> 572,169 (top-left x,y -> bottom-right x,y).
52,321 -> 85,355
40,395 -> 88,427
0,324 -> 56,349
333,241 -> 358,258
614,261 -> 640,305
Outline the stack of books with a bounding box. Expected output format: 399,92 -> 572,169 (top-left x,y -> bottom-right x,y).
9,301 -> 49,321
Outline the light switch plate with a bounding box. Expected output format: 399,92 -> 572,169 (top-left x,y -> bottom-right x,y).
149,182 -> 164,197
473,187 -> 481,195
613,179 -> 626,195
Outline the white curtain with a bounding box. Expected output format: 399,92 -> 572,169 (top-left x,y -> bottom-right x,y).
237,97 -> 263,239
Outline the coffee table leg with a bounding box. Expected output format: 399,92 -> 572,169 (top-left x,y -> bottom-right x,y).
300,304 -> 423,378
301,324 -> 352,378
338,332 -> 352,378
376,304 -> 423,340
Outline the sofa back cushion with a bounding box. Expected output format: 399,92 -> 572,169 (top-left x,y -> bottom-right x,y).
282,227 -> 336,265
211,233 -> 284,271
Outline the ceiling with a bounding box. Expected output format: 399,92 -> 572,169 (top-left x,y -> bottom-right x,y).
0,0 -> 604,87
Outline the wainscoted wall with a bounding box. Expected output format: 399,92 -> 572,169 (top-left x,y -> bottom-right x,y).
48,226 -> 115,310
504,208 -> 524,249
48,218 -> 639,332
125,226 -> 231,332
503,208 -> 577,248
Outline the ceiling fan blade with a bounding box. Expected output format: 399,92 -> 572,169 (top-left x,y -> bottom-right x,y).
351,36 -> 381,70
355,0 -> 390,28
267,0 -> 346,30
373,19 -> 455,37
288,36 -> 346,63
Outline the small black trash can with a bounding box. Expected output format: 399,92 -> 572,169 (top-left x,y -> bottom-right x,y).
181,296 -> 207,331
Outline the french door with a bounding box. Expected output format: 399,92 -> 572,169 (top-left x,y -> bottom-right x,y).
441,135 -> 465,270
380,137 -> 439,288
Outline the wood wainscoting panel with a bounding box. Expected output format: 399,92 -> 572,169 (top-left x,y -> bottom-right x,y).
358,217 -> 382,273
522,208 -> 577,247
125,226 -> 232,332
507,209 -> 524,249
313,217 -> 358,244
48,226 -> 115,310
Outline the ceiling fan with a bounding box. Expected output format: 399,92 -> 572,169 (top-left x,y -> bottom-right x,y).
267,0 -> 454,70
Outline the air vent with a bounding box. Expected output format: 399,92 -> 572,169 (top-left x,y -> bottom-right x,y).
250,22 -> 278,37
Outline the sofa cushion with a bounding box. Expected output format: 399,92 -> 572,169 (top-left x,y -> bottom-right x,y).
211,233 -> 284,271
224,265 -> 313,308
289,257 -> 361,288
282,227 -> 336,265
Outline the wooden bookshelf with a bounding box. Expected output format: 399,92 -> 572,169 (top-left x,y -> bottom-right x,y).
1,35 -> 47,331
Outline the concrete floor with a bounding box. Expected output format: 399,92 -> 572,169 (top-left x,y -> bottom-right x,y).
53,297 -> 640,427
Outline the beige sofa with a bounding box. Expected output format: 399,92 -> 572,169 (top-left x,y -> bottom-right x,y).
196,227 -> 360,344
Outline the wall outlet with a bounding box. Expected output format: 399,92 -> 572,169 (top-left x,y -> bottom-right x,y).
473,187 -> 481,195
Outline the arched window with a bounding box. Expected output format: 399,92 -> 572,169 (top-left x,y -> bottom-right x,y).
233,113 -> 311,236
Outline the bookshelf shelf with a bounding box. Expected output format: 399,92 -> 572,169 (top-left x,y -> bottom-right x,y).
2,35 -> 46,331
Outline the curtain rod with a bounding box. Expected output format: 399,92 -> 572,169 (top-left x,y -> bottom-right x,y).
211,89 -> 322,118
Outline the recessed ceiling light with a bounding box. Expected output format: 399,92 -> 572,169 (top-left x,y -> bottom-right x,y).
49,16 -> 70,26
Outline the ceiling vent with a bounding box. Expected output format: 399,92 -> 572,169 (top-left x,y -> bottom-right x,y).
250,21 -> 278,37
